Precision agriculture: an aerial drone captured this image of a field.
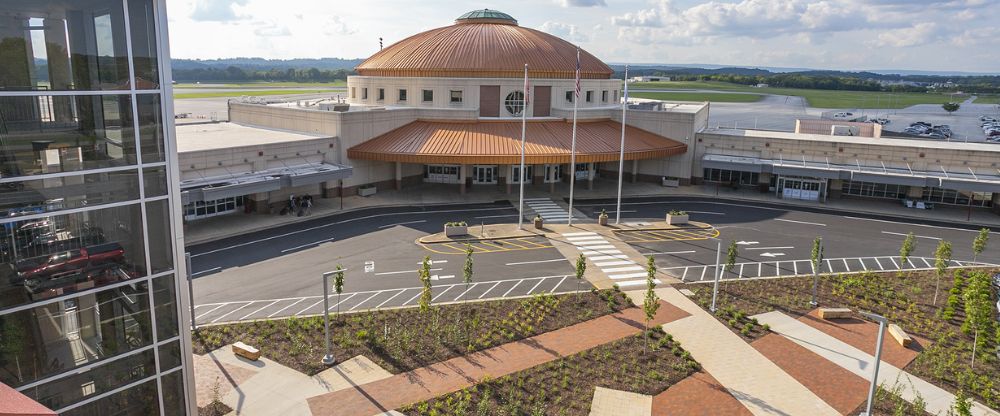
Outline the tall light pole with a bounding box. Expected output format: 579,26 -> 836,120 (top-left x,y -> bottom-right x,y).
185,253 -> 196,330
615,65 -> 629,225
860,311 -> 888,416
810,237 -> 823,307
321,270 -> 336,366
710,238 -> 722,313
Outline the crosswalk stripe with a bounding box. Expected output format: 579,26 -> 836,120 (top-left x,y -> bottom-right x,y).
594,260 -> 634,267
581,245 -> 616,250
588,254 -> 628,260
562,232 -> 597,237
609,272 -> 647,279
616,279 -> 661,287
603,266 -> 644,273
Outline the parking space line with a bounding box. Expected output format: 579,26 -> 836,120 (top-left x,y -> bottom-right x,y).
478,281 -> 502,299
842,258 -> 850,271
328,293 -> 360,312
757,263 -> 762,277
502,280 -> 523,297
890,257 -> 900,269
739,263 -> 745,278
268,298 -> 307,318
375,288 -> 408,309
375,268 -> 442,276
194,304 -> 227,320
431,285 -> 456,302
921,258 -> 932,268
907,259 -> 916,268
700,266 -> 708,281
681,267 -> 689,281
793,261 -> 798,275
858,258 -> 867,270
502,240 -> 533,249
527,278 -> 547,294
349,292 -> 382,311
239,300 -> 279,321
550,275 -> 569,292
297,297 -> 328,315
453,283 -> 478,301
874,257 -> 885,270
211,302 -> 253,323
402,290 -> 424,306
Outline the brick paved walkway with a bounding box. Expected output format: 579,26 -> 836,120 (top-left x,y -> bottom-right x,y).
797,309 -> 928,368
306,302 -> 690,416
652,371 -> 752,416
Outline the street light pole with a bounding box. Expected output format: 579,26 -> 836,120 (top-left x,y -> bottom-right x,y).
322,270 -> 336,366
185,253 -> 195,330
860,311 -> 888,416
710,239 -> 722,313
811,238 -> 822,307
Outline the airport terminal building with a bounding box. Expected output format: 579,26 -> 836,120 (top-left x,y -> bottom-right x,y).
186,8 -> 1000,217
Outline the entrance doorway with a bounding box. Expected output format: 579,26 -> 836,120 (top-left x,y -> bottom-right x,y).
424,165 -> 461,184
777,176 -> 825,201
472,165 -> 498,184
544,164 -> 562,183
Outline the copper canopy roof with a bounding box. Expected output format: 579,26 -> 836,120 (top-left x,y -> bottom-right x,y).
347,120 -> 687,165
355,10 -> 613,79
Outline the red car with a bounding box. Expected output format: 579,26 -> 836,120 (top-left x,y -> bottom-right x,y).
18,243 -> 125,279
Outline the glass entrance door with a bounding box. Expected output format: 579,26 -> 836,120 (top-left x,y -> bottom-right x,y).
778,177 -> 823,201
473,165 -> 498,184
544,164 -> 562,183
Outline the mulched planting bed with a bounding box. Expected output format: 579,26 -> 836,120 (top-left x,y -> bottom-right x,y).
192,289 -> 631,375
400,328 -> 700,416
686,268 -> 1000,410
198,401 -> 233,416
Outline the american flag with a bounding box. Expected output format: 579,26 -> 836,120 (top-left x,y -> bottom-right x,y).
574,49 -> 581,98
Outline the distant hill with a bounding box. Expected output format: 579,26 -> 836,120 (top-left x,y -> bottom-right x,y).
172,57 -> 365,71
607,63 -> 1000,77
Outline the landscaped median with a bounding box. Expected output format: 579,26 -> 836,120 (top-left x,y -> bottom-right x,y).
685,267 -> 1000,413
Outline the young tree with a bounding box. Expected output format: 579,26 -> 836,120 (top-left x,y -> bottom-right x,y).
643,255 -> 660,350
810,237 -> 824,306
333,264 -> 345,317
962,271 -> 995,368
942,102 -> 960,114
463,244 -> 474,303
575,254 -> 587,300
899,232 -> 916,267
932,240 -> 952,306
419,256 -> 432,313
724,240 -> 739,274
972,227 -> 990,262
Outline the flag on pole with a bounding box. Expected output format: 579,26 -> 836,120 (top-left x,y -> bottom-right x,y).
574,49 -> 581,98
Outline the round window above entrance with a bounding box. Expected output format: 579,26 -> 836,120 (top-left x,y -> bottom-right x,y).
504,91 -> 525,116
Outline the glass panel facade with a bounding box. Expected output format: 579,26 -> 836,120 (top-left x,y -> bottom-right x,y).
21,348 -> 157,410
61,378 -> 161,416
702,168 -> 759,186
841,180 -> 908,200
1,169 -> 142,217
921,187 -> 993,207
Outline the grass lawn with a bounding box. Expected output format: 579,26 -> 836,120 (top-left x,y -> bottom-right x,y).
686,268 -> 1000,410
401,329 -> 699,416
192,290 -> 632,376
174,89 -> 336,99
631,81 -> 963,109
629,91 -> 763,103
174,81 -> 346,88
974,95 -> 1000,105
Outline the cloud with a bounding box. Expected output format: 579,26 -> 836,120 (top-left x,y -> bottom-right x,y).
323,16 -> 357,36
539,21 -> 589,42
253,21 -> 291,37
191,0 -> 250,22
869,22 -> 939,47
557,0 -> 607,6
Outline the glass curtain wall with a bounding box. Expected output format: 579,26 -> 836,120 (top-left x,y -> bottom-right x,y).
0,0 -> 188,415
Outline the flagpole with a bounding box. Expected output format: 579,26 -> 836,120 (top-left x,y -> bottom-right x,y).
568,49 -> 579,226
616,65 -> 628,224
518,64 -> 528,229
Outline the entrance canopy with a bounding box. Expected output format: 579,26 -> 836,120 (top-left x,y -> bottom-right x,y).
347,119 -> 687,165
702,154 -> 1000,193
180,163 -> 352,204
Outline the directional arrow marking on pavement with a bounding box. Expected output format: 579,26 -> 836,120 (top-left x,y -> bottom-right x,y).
760,252 -> 786,258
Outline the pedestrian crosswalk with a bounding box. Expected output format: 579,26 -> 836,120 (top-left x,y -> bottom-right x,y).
561,231 -> 659,288
525,198 -> 573,222
664,255 -> 997,282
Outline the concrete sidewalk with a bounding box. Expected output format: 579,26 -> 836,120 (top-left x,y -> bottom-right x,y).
643,287 -> 840,416
754,311 -> 1000,416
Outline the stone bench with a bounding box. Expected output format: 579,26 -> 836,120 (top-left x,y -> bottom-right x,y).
232,342 -> 261,361
888,323 -> 913,348
818,307 -> 852,320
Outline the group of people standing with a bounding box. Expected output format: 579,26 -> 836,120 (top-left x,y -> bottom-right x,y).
282,194 -> 313,217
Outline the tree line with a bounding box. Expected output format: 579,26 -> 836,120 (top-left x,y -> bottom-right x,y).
171,66 -> 353,83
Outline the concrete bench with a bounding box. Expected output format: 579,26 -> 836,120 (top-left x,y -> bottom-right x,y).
818,307 -> 852,320
232,342 -> 261,361
888,323 -> 913,348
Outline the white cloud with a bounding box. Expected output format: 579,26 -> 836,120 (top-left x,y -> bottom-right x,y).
191,0 -> 250,22
539,21 -> 589,42
324,16 -> 357,36
557,0 -> 607,6
253,21 -> 291,37
869,22 -> 939,47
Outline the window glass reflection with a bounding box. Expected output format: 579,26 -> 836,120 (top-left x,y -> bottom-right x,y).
0,94 -> 138,178
0,169 -> 141,218
0,281 -> 154,388
137,94 -> 165,163
0,0 -> 132,91
61,378 -> 161,416
1,203 -> 148,310
128,0 -> 160,89
146,200 -> 173,275
152,274 -> 178,339
161,370 -> 187,416
21,349 -> 156,411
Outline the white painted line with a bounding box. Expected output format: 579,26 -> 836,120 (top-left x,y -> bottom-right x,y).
609,272 -> 648,280
617,279 -> 661,287
566,236 -> 606,242
378,220 -> 427,229
607,210 -> 637,213
757,263 -> 762,277
550,275 -> 569,292
573,240 -> 612,246
475,214 -> 520,219
745,246 -> 794,251
453,283 -> 478,301
192,267 -> 221,277
194,304 -> 227,320
297,297 -> 328,316
700,266 -> 708,281
478,281 -> 502,299
527,278 -> 547,294
375,268 -> 442,276
793,261 -> 798,275
842,258 -> 850,271
588,254 -> 628,261
774,218 -> 826,226
502,280 -> 523,297
858,258 -> 867,270
268,298 -> 306,318
239,300 -> 279,321
907,259 -> 916,268
874,257 -> 885,270
583,251 -> 624,257
921,258 -> 932,268
881,231 -> 941,240
825,259 -> 833,272
562,232 -> 597,237
417,260 -> 448,265
681,267 -> 689,281
641,250 -> 696,256
375,288 -> 408,309
844,216 -> 1000,234
431,285 -> 456,302
603,266 -> 644,273
506,259 -> 566,266
738,263 -> 745,278
402,290 -> 424,306
349,292 -> 382,311
687,211 -> 726,215
211,302 -> 253,323
890,257 -> 900,269
594,260 -> 634,267
775,261 -> 782,274
431,275 -> 455,281
579,245 -> 616,250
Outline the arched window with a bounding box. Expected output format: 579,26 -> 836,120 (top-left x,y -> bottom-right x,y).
504,91 -> 525,116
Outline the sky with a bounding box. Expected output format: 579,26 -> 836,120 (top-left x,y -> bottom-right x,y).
165,0 -> 1000,73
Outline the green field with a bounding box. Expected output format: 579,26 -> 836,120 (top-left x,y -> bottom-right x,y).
631,80 -> 965,109
974,95 -> 1000,104
174,89 -> 334,99
174,81 -> 346,89
629,91 -> 763,103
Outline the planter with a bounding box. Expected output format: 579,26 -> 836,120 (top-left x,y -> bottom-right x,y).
598,214 -> 608,226
444,225 -> 468,237
358,185 -> 377,197
534,218 -> 544,230
662,177 -> 680,187
666,214 -> 689,225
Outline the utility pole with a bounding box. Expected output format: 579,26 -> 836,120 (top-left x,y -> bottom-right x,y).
321,270 -> 336,366
859,312 -> 888,416
710,239 -> 722,313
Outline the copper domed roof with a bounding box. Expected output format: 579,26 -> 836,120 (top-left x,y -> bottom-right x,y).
355,10 -> 613,79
